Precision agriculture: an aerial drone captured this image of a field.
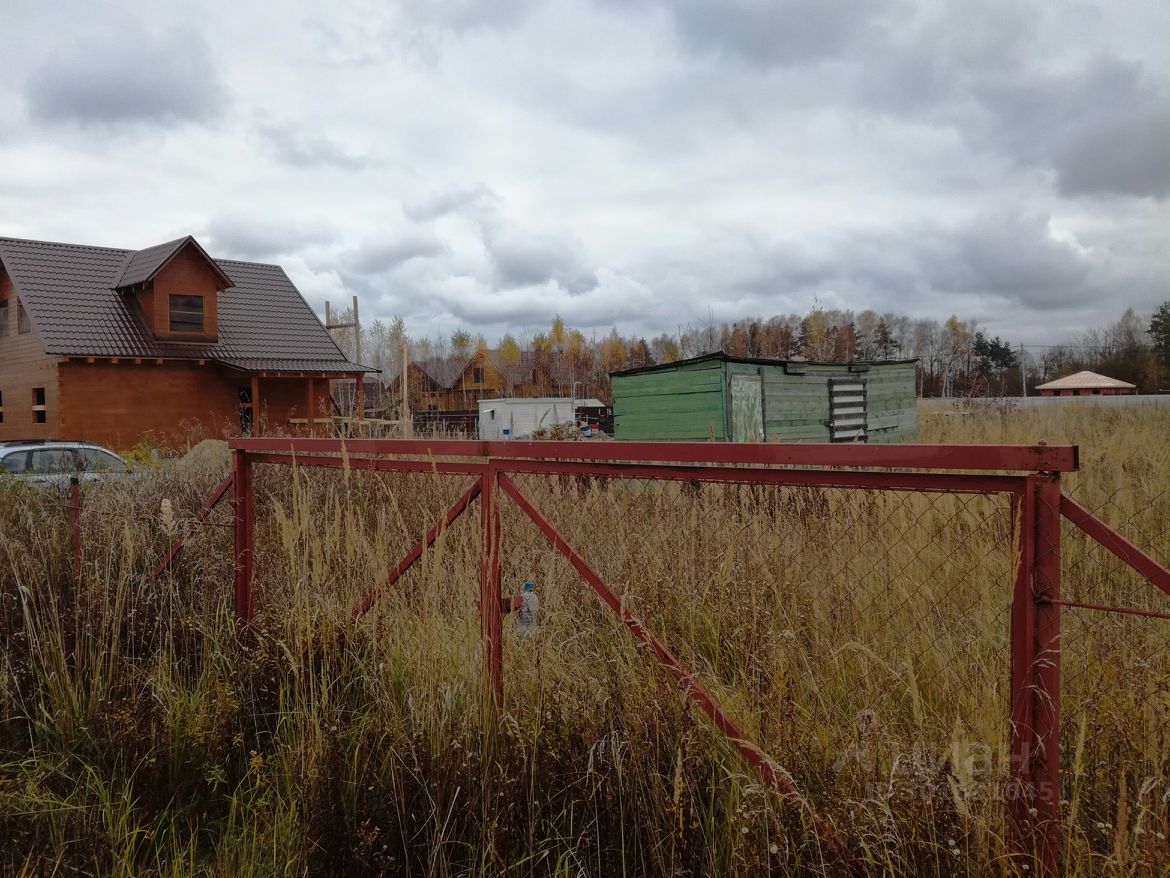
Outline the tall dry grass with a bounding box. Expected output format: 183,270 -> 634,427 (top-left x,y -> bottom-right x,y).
0,403 -> 1167,876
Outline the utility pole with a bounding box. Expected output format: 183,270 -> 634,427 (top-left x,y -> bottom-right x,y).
1020,343 -> 1027,397
325,295 -> 364,422
325,295 -> 362,364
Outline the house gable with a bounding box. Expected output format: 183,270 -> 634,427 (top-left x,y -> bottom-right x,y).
117,237 -> 230,342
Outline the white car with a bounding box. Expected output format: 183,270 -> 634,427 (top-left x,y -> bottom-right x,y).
0,440 -> 131,488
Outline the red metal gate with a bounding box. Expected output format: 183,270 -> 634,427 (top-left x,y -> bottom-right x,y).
177,436 -> 1169,876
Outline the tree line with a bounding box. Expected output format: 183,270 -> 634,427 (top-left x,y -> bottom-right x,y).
328,302 -> 1170,400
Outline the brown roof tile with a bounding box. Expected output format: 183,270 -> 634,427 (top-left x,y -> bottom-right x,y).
115,235 -> 233,289
0,236 -> 375,374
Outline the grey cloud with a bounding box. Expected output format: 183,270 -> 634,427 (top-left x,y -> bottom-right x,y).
204,216 -> 337,262
974,56 -> 1170,199
851,6 -> 1170,199
434,274 -> 651,330
339,233 -> 448,274
656,211 -> 1119,323
647,0 -> 906,67
440,296 -> 556,327
482,225 -> 598,294
257,123 -> 376,170
24,26 -> 227,127
397,0 -> 538,32
403,185 -> 600,294
403,184 -> 499,221
908,213 -> 1096,307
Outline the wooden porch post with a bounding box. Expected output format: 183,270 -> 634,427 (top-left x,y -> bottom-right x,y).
250,375 -> 260,435
306,376 -> 315,437
355,372 -> 365,422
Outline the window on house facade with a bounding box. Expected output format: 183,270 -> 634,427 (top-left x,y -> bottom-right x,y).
472,366 -> 484,383
0,300 -> 8,337
17,299 -> 30,334
169,294 -> 204,333
33,387 -> 46,423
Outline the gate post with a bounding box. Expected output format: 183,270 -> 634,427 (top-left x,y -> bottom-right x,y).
232,449 -> 254,627
480,463 -> 503,709
1010,474 -> 1062,876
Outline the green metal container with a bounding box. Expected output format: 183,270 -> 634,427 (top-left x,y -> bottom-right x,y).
610,353 -> 918,443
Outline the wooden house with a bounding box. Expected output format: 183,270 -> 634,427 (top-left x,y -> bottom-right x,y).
0,235 -> 373,449
391,347 -> 577,413
610,353 -> 918,442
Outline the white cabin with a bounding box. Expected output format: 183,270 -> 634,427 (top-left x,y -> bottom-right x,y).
478,397 -> 605,440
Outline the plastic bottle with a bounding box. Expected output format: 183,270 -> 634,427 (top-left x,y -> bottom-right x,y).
517,581 -> 540,631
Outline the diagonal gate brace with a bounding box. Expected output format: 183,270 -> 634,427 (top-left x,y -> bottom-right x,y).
148,473 -> 234,585
1060,494 -> 1170,599
351,479 -> 482,621
496,473 -> 846,856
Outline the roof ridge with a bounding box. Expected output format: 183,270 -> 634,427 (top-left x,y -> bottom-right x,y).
0,236 -> 131,255
215,257 -> 282,268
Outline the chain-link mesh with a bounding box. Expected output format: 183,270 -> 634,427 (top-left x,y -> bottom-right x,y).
250,465 -> 484,621
1059,486 -> 1170,853
496,472 -> 1015,836
13,454 -> 1168,865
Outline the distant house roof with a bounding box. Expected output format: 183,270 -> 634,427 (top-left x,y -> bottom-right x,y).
411,349 -> 547,389
0,236 -> 375,374
1035,370 -> 1136,391
394,348 -> 589,391
415,356 -> 467,388
609,350 -> 918,377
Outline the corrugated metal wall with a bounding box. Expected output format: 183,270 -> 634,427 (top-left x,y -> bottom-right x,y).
611,359 -> 727,440
612,357 -> 918,442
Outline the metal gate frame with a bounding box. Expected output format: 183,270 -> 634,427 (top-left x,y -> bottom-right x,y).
207,436 -> 1170,876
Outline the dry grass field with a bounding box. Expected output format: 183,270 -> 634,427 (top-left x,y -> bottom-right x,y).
1,402 -> 1167,876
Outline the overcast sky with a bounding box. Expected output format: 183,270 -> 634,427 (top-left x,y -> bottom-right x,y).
1,0 -> 1166,345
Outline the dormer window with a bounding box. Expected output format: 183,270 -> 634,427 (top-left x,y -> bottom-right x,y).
169,294 -> 204,333
114,236 -> 231,341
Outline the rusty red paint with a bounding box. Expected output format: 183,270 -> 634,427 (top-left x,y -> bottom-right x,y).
1048,599 -> 1170,621
219,435 -> 1170,876
229,437 -> 1079,473
481,467 -> 503,707
499,480 -> 798,792
148,473 -> 234,584
252,452 -> 486,477
351,480 -> 481,621
496,472 -> 849,857
499,458 -> 1025,495
1060,494 -> 1170,598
